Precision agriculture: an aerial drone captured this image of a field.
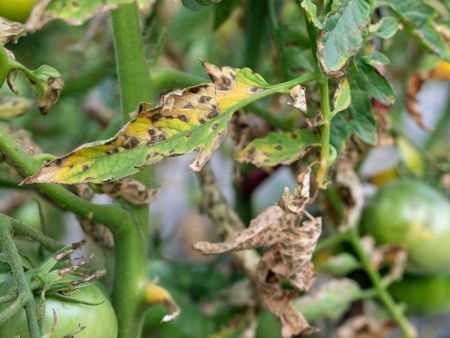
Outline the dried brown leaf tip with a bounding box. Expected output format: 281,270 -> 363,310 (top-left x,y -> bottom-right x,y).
406,61 -> 450,131
336,315 -> 397,338
335,161 -> 364,230
99,177 -> 159,205
194,167 -> 322,337
145,284 -> 180,323
287,85 -> 307,112
0,17 -> 24,45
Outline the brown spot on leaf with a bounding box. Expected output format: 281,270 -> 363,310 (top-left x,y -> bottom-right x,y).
207,109 -> 219,119
178,114 -> 188,122
82,164 -> 89,171
151,112 -> 162,123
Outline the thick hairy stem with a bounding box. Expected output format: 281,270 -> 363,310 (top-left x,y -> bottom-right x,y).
0,215 -> 40,338
111,3 -> 154,338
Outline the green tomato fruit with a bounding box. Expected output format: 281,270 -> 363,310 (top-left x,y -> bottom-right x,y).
361,180 -> 450,275
0,0 -> 36,23
0,283 -> 118,338
389,272 -> 450,316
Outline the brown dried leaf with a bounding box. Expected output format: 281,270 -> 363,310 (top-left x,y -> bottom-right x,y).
99,177 -> 159,205
335,161 -> 364,230
78,217 -> 114,249
0,17 -> 24,45
360,236 -> 407,284
256,248 -> 317,338
197,164 -> 260,275
287,85 -> 307,112
405,73 -> 430,131
336,316 -> 397,338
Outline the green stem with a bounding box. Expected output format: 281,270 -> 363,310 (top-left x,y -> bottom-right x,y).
0,46 -> 9,87
0,127 -> 131,233
0,292 -> 28,325
111,4 -> 154,338
316,78 -> 331,188
0,215 -> 40,338
314,230 -> 349,253
348,227 -> 416,338
7,215 -> 63,251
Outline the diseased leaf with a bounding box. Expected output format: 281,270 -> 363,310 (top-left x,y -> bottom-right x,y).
0,17 -> 25,45
23,62 -> 269,184
194,168 -> 322,338
78,217 -> 114,249
0,96 -> 33,120
294,279 -> 362,322
335,160 -> 364,230
405,72 -> 430,130
317,0 -> 371,76
256,248 -> 317,338
387,0 -> 450,60
25,0 -> 155,31
287,85 -> 307,112
301,0 -> 323,29
99,178 -> 159,205
336,316 -> 398,338
28,65 -> 64,114
332,77 -> 351,117
236,129 -> 319,167
370,16 -> 399,39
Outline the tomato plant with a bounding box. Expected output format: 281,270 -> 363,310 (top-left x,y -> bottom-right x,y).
361,181 -> 450,275
0,282 -> 118,338
0,1 -> 449,338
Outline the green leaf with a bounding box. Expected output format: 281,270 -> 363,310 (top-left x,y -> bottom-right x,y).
317,0 -> 371,76
330,112 -> 353,153
182,0 -> 221,11
361,51 -> 390,67
301,0 -> 323,29
357,59 -> 395,106
332,77 -> 351,117
23,63 -> 269,184
294,278 -> 363,322
319,252 -> 361,276
213,0 -> 238,30
25,0 -> 154,31
387,0 -> 450,60
0,96 -> 32,120
371,16 -> 399,39
347,61 -> 377,145
236,129 -> 319,167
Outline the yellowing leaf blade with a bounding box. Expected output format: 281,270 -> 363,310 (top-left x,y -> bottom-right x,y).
23,63 -> 269,184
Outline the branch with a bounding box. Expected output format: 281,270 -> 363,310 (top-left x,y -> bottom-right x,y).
0,215 -> 40,338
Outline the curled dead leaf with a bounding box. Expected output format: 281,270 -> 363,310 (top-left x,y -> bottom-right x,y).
405,73 -> 430,130
99,178 -> 159,205
335,161 -> 364,230
336,315 -> 399,338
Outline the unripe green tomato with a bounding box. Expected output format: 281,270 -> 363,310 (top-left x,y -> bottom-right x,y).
389,272 -> 450,316
0,283 -> 118,338
0,0 -> 36,23
361,181 -> 450,275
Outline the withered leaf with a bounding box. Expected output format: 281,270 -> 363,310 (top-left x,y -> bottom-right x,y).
0,96 -> 33,120
287,85 -> 307,112
405,72 -> 430,131
99,177 -> 159,205
23,62 -> 269,184
336,316 -> 400,338
256,248 -> 317,338
0,17 -> 25,45
335,161 -> 364,230
78,217 -> 114,249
